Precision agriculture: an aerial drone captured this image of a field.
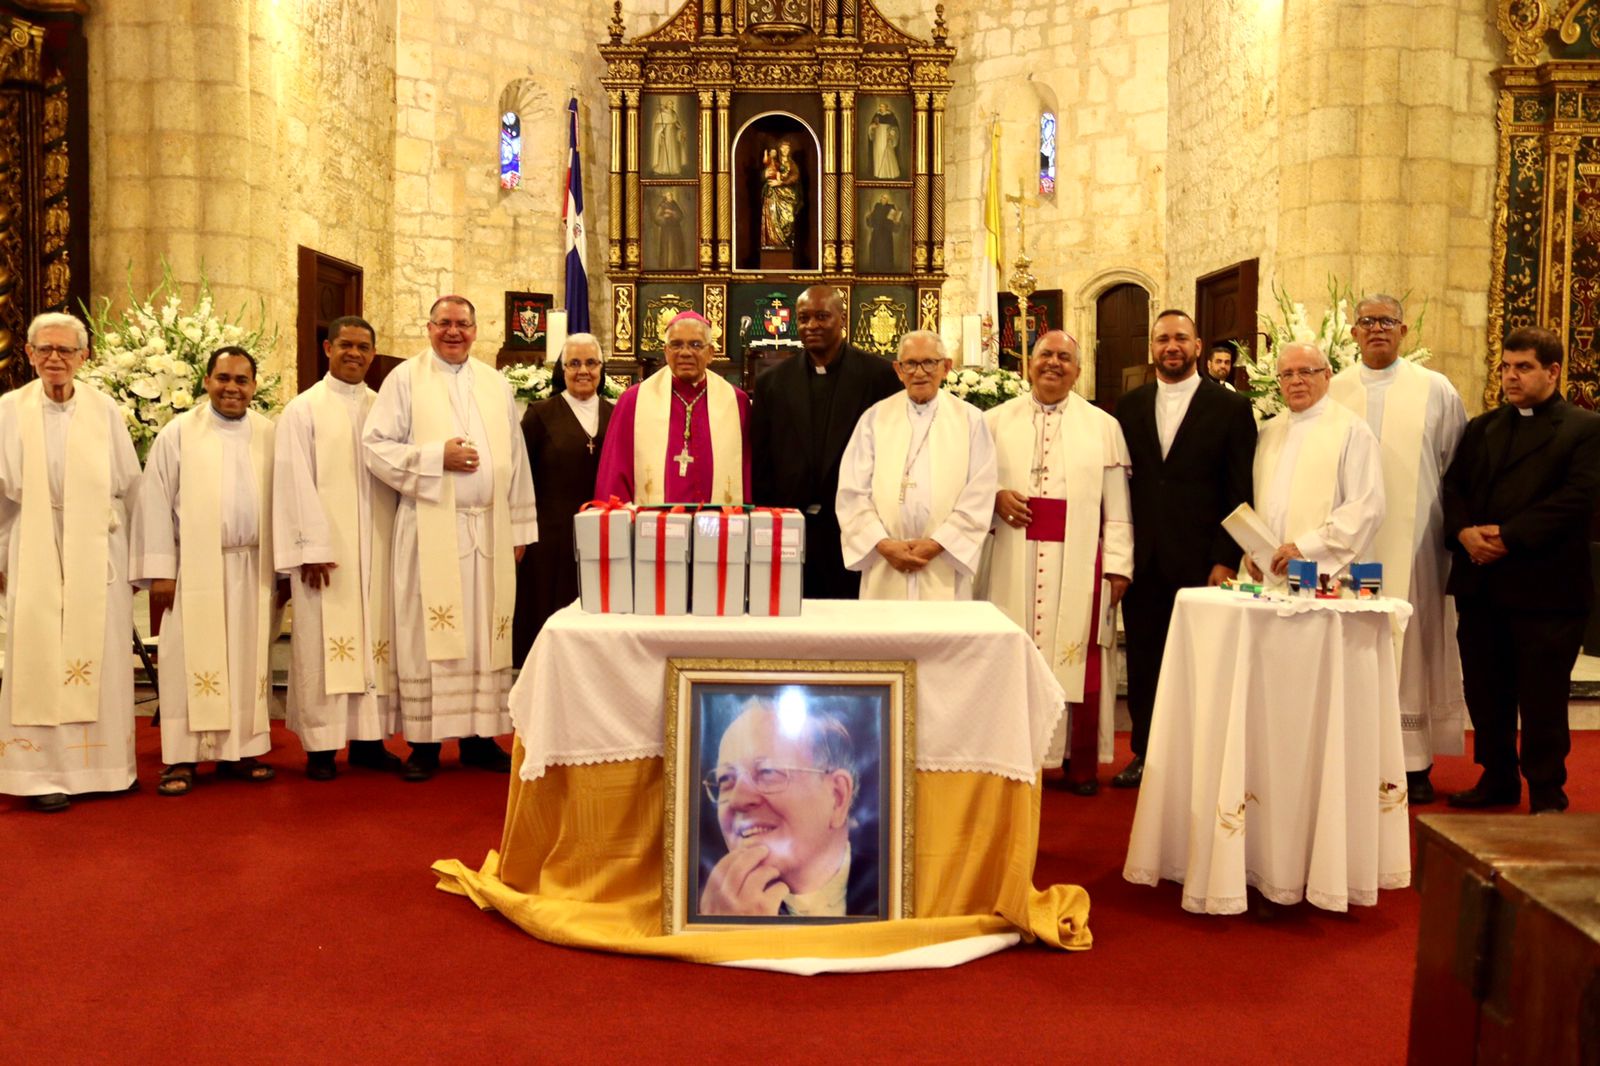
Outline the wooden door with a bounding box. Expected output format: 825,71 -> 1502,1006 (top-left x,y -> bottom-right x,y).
296,246 -> 374,391
1094,282 -> 1150,412
1195,259 -> 1260,382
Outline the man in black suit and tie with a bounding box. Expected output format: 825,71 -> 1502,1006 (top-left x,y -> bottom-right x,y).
751,284 -> 901,598
1442,326 -> 1600,814
1112,309 -> 1257,787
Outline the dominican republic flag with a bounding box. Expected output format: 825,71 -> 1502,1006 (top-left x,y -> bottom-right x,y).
563,97 -> 590,332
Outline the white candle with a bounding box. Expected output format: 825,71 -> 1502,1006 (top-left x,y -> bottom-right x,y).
546,309 -> 567,366
961,314 -> 982,369
941,311 -> 963,368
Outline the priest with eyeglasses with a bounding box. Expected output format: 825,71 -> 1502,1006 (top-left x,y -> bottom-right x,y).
594,311 -> 750,506
836,331 -> 997,600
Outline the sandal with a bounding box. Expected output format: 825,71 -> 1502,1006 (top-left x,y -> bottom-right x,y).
158,763 -> 196,796
216,757 -> 275,783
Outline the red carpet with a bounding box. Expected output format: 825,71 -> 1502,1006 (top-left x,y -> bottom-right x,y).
6,721 -> 1597,1064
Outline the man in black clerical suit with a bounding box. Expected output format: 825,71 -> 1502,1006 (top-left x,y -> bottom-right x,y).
751,284 -> 901,598
1442,326 -> 1600,815
1113,309 -> 1257,787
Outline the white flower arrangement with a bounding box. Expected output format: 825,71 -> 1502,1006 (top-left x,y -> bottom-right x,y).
78,264 -> 282,459
1243,278 -> 1432,418
941,365 -> 1030,411
500,361 -> 629,405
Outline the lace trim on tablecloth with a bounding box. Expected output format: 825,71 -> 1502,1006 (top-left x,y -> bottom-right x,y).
520,750 -> 1042,784
1268,596 -> 1414,623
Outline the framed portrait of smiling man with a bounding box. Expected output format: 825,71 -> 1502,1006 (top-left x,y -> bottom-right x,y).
663,658 -> 915,933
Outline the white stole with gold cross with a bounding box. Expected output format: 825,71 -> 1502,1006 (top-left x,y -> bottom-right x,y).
9,381 -> 112,725
308,381 -> 396,695
410,353 -> 516,669
178,407 -> 275,734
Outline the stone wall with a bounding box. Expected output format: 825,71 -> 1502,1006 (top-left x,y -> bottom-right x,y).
85,0 -> 398,386
876,0 -> 1170,390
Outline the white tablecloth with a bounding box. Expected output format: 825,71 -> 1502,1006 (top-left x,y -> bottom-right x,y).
510,600 -> 1066,783
1122,587 -> 1413,914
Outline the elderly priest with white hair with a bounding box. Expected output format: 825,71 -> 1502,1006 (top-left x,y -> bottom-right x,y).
1246,342 -> 1385,582
0,313 -> 141,813
836,330 -> 997,600
362,295 -> 537,782
981,330 -> 1132,795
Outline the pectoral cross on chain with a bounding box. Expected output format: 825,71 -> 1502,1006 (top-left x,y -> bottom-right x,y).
674,444 -> 694,477
586,438 -> 596,455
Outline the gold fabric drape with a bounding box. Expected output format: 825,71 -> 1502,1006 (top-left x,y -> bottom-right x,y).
433,741 -> 1091,965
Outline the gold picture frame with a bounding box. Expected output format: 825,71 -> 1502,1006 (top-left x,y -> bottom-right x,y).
662,657 -> 916,934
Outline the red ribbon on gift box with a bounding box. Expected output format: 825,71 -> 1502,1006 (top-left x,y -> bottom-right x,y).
579,496 -> 630,613
754,507 -> 788,615
715,505 -> 742,615
654,505 -> 686,614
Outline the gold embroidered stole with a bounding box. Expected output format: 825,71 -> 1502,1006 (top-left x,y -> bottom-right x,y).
10,381 -> 111,725
411,354 -> 515,669
632,368 -> 743,505
865,391 -> 969,600
1330,361 -> 1427,604
178,408 -> 275,733
308,382 -> 395,695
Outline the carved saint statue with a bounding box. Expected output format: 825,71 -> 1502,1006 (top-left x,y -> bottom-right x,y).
863,194 -> 903,273
760,140 -> 801,251
867,101 -> 901,180
652,99 -> 687,176
654,190 -> 688,269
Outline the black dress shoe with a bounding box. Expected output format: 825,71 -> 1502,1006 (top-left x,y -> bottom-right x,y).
306,751 -> 338,781
1111,756 -> 1144,789
30,792 -> 70,813
1066,778 -> 1100,797
1529,787 -> 1568,815
459,737 -> 512,773
1447,779 -> 1521,809
347,740 -> 404,773
402,755 -> 438,782
1406,767 -> 1435,805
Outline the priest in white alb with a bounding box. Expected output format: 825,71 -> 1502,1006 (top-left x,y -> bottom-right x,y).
1246,342 -> 1386,582
593,310 -> 750,505
0,313 -> 141,813
1330,294 -> 1467,803
836,331 -> 997,600
132,347 -> 281,796
362,296 -> 537,782
981,331 -> 1133,795
274,315 -> 402,781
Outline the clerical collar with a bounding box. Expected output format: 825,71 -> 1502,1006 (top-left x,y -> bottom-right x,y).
1157,371 -> 1201,397
671,376 -> 707,399
1513,392 -> 1558,417
322,373 -> 366,396
907,394 -> 937,415
781,845 -> 851,918
1030,393 -> 1066,413
430,351 -> 470,375
1288,394 -> 1331,423
207,403 -> 249,427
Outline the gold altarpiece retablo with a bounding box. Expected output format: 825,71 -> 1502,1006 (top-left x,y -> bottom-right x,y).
1491,0 -> 1600,410
599,0 -> 953,386
0,2 -> 87,394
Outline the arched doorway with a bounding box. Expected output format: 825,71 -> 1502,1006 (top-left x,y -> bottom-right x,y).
1094,282 -> 1150,412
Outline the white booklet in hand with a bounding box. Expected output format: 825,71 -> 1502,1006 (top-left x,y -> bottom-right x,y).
1222,503 -> 1279,578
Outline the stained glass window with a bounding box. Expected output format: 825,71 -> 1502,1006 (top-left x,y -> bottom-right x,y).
1038,112 -> 1057,199
500,111 -> 522,191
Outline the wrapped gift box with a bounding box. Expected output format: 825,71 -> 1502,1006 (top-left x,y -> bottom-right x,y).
748,508 -> 805,617
691,507 -> 749,617
574,503 -> 634,614
634,507 -> 692,616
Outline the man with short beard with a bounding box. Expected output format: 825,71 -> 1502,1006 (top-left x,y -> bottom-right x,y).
1113,309 -> 1256,788
751,285 -> 899,598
